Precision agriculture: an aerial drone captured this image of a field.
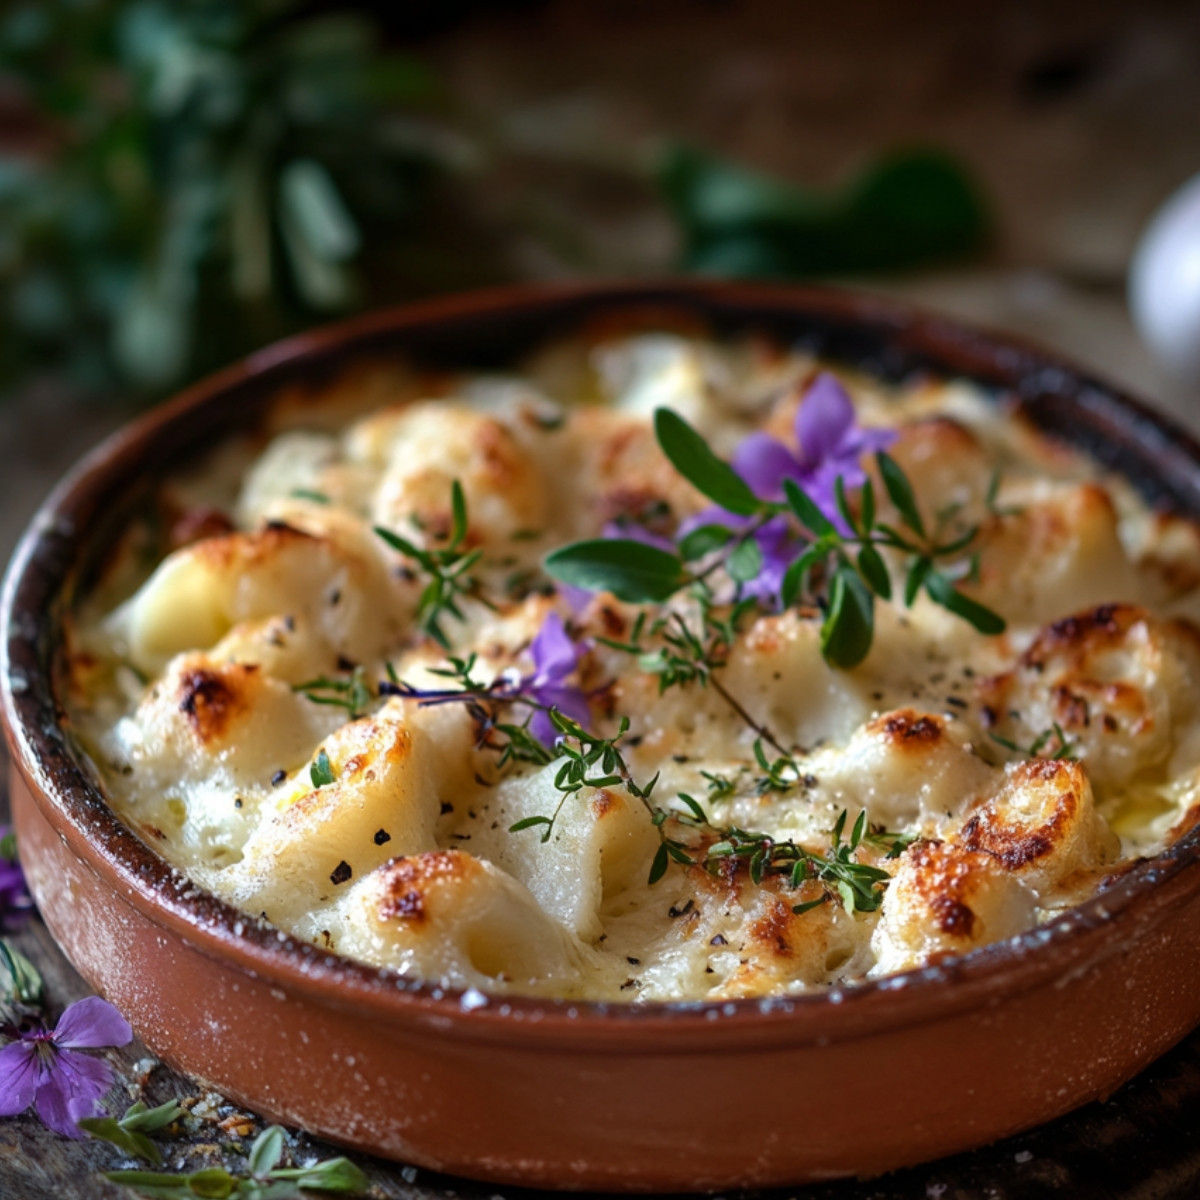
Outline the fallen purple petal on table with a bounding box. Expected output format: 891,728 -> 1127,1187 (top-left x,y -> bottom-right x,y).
0,996 -> 132,1138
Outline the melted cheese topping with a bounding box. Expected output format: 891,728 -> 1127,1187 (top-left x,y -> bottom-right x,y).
64,330 -> 1200,1002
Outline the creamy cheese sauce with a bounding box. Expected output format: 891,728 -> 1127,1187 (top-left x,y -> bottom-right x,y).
63,330 -> 1200,1001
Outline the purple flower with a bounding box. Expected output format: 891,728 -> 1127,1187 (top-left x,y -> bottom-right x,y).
0,996 -> 132,1137
523,612 -> 591,745
732,372 -> 896,527
741,517 -> 801,606
678,373 -> 896,607
0,827 -> 32,932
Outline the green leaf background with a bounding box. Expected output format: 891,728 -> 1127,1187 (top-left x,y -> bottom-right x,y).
658,143 -> 990,278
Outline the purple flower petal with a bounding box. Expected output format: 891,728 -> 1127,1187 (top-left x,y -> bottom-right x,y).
52,996 -> 132,1051
529,612 -> 577,684
0,1040 -> 40,1118
523,612 -> 591,746
528,708 -> 556,748
0,824 -> 32,930
803,463 -> 856,535
794,373 -> 856,470
533,683 -> 591,730
737,517 -> 803,607
731,434 -> 801,501
556,583 -> 594,614
528,683 -> 591,746
32,1049 -> 112,1138
677,506 -> 745,540
842,424 -> 897,460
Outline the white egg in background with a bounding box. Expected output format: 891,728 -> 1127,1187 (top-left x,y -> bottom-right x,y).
1130,171 -> 1200,381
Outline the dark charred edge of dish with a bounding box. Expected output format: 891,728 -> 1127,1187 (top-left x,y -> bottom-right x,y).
7,278 -> 1200,1036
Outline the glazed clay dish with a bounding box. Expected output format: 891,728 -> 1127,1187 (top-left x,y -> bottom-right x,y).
7,282 -> 1200,1192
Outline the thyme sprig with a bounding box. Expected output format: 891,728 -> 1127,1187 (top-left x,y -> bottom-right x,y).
701,769 -> 740,800
545,408 -> 1006,668
105,1122 -> 368,1198
293,667 -> 372,719
380,653 -> 559,769
388,634 -> 901,907
600,598 -> 751,692
989,722 -> 1077,761
509,712 -> 660,844
394,656 -> 901,910
385,658 -> 667,852
600,593 -> 794,762
375,480 -> 492,648
752,738 -> 803,794
654,800 -> 906,915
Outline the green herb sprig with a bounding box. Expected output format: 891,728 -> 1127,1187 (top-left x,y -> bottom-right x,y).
375,481 -> 493,648
751,738 -> 803,795
79,1099 -> 182,1166
600,597 -> 754,693
598,592 -> 798,765
700,769 -> 740,800
653,799 -> 908,915
293,667 -> 372,720
0,1 -> 440,398
380,652 -> 556,769
509,712 -> 660,844
0,938 -> 43,1006
545,409 -> 1006,669
399,658 -> 897,908
104,1122 -> 368,1198
989,722 -> 1077,762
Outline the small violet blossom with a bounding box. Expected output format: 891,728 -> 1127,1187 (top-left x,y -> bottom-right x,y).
0,996 -> 132,1137
555,373 -> 894,610
732,371 -> 896,525
523,612 -> 591,745
682,373 -> 897,604
0,827 -> 32,932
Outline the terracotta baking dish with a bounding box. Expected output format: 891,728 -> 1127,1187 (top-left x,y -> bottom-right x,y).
6,281 -> 1200,1193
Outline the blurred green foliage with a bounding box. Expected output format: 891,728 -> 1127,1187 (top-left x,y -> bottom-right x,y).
0,0 -> 439,398
658,143 -> 990,279
0,3 -> 995,402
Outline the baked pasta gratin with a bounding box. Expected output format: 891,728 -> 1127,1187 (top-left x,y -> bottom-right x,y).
63,329 -> 1200,1003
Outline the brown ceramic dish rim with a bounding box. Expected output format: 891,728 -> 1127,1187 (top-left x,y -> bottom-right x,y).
7,277 -> 1200,1047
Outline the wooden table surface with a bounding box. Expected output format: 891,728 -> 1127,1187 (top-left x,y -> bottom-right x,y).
6,1 -> 1200,1195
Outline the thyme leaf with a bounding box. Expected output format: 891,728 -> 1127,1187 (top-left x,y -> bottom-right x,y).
293,667 -> 372,719
989,722 -> 1077,761
375,480 -> 491,648
653,798 -> 907,916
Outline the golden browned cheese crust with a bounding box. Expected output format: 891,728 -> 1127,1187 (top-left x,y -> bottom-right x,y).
62,330 -> 1200,1001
